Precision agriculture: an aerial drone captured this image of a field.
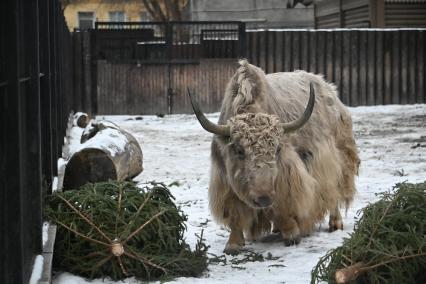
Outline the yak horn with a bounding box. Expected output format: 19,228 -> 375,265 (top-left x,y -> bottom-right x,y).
281,82 -> 316,132
187,88 -> 231,137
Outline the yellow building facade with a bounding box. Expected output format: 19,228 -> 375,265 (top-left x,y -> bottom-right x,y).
63,0 -> 149,31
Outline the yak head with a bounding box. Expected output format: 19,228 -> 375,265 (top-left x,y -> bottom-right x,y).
188,84 -> 315,209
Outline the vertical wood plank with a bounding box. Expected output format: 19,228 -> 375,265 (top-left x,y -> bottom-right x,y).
267,31 -> 275,73
384,31 -> 392,104
350,30 -> 359,107
275,32 -> 284,72
407,31 -> 416,104
391,30 -> 400,104
417,30 -> 425,103
367,30 -> 376,105
259,31 -> 267,71
247,32 -> 253,62
359,30 -> 368,106
284,31 -> 292,71
334,31 -> 343,100
400,31 -> 408,104
342,30 -> 351,105
316,31 -> 326,76
300,31 -> 309,72
376,31 -> 384,105
292,31 -> 301,71
308,31 -> 317,74
325,31 -> 334,83
251,32 -> 259,66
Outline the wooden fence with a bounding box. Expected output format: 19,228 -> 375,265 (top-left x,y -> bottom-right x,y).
0,0 -> 75,282
75,28 -> 425,115
247,29 -> 425,106
97,59 -> 238,114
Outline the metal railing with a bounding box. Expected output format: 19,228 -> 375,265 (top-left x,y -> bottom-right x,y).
1,0 -> 76,282
92,21 -> 246,62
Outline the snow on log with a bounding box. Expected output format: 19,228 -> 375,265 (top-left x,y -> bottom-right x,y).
63,120 -> 143,190
73,112 -> 89,128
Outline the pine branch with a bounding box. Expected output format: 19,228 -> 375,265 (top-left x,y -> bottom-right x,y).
365,193 -> 396,249
117,256 -> 128,276
124,209 -> 167,243
57,194 -> 112,243
120,191 -> 153,239
54,219 -> 110,247
114,183 -> 123,236
124,250 -> 168,274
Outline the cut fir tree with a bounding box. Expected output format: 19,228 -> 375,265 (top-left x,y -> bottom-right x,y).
311,182 -> 426,284
45,181 -> 208,281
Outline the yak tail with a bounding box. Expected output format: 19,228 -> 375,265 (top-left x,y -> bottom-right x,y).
232,59 -> 268,114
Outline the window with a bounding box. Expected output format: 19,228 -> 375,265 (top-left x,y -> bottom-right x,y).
109,11 -> 126,22
78,11 -> 94,30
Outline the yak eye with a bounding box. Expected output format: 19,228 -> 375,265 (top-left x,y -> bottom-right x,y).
276,145 -> 282,155
233,145 -> 245,159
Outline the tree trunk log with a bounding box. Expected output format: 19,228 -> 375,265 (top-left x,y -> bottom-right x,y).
335,262 -> 365,284
63,121 -> 143,190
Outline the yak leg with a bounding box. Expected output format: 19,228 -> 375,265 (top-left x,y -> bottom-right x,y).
224,226 -> 245,255
329,206 -> 344,232
276,216 -> 301,246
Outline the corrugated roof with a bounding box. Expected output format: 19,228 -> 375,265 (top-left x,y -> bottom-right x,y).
385,0 -> 426,3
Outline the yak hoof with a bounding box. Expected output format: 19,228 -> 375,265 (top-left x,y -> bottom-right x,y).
329,220 -> 344,232
283,237 -> 301,246
224,243 -> 242,255
259,232 -> 283,243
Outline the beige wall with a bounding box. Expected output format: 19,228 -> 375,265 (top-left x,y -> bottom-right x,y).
63,0 -> 147,31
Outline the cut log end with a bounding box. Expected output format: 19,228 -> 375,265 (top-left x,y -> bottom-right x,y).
63,149 -> 117,190
73,112 -> 89,128
335,262 -> 365,284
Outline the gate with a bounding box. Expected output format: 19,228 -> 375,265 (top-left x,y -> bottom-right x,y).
90,21 -> 246,115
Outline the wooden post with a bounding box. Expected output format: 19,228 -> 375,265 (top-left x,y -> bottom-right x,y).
369,0 -> 385,28
339,0 -> 344,27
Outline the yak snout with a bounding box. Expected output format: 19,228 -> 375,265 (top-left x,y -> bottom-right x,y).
253,195 -> 272,208
247,165 -> 277,208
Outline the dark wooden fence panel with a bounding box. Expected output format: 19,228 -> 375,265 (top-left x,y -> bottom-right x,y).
96,59 -> 237,115
247,29 -> 426,106
171,59 -> 238,113
97,61 -> 169,115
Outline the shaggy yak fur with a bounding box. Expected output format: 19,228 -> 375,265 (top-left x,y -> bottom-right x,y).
195,60 -> 359,255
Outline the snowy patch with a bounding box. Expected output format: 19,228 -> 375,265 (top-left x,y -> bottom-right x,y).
53,104 -> 426,284
42,222 -> 50,247
29,255 -> 44,284
52,176 -> 58,192
74,127 -> 128,157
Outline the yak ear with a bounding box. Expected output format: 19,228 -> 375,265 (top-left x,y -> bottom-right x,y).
232,60 -> 268,114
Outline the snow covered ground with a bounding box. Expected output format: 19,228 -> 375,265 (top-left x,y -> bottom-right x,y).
54,104 -> 426,284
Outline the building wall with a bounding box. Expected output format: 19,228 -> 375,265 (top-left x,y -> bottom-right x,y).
190,0 -> 314,29
63,0 -> 146,31
315,0 -> 426,28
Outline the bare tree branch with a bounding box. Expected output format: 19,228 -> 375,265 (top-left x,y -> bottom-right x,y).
141,0 -> 184,22
149,0 -> 167,22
